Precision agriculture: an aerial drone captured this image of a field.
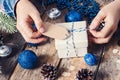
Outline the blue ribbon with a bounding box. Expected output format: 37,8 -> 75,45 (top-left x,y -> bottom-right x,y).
66,22 -> 86,57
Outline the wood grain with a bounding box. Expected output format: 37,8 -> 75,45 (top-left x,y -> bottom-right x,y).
2,0 -> 120,80
0,32 -> 25,80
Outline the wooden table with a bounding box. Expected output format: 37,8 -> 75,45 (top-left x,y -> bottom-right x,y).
1,0 -> 120,80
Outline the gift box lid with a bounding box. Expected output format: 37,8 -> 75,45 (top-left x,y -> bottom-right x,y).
55,21 -> 88,50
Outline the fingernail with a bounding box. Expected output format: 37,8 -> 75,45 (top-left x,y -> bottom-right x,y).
39,27 -> 45,33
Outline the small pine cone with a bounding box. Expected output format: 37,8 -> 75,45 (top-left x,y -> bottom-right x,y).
88,71 -> 94,77
75,70 -> 83,80
75,68 -> 94,80
81,69 -> 88,78
41,64 -> 57,80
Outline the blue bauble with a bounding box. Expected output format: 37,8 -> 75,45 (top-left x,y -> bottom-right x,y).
65,10 -> 82,22
84,53 -> 97,66
18,50 -> 38,69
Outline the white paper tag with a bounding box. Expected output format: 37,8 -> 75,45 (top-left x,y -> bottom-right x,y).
43,22 -> 70,40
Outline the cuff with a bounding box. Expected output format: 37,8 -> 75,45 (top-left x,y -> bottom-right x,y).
3,0 -> 19,19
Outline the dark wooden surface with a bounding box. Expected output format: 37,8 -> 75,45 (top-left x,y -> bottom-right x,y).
0,32 -> 25,80
1,0 -> 120,80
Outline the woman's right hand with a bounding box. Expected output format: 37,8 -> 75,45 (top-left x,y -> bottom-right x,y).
16,0 -> 47,43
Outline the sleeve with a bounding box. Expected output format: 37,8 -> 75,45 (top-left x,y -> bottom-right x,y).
0,0 -> 19,18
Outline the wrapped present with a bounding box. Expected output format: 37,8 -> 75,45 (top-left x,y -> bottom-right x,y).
55,21 -> 88,58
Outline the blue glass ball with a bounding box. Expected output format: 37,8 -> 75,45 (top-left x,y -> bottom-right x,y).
65,10 -> 82,22
18,50 -> 38,69
84,53 -> 97,66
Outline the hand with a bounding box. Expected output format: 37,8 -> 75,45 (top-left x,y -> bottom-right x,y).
89,0 -> 120,44
16,0 -> 47,43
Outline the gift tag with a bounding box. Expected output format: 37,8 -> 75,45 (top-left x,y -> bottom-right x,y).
43,22 -> 70,40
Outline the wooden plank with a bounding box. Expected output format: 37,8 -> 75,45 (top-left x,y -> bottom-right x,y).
10,39 -> 60,80
10,4 -> 61,80
0,32 -> 25,80
95,25 -> 120,80
10,0 -> 116,80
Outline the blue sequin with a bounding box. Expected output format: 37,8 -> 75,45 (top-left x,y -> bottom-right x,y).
18,50 -> 38,69
84,53 -> 97,66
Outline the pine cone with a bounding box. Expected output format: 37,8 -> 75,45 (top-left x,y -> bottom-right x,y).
75,68 -> 94,80
41,64 -> 57,80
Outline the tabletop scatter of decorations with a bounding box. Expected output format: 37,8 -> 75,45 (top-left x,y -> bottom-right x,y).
41,64 -> 57,80
18,50 -> 38,69
75,68 -> 94,80
42,0 -> 100,24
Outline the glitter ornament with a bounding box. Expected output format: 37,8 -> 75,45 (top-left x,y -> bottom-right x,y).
65,10 -> 82,22
18,50 -> 38,69
0,45 -> 12,57
84,53 -> 97,66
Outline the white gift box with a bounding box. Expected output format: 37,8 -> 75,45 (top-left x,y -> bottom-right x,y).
55,21 -> 88,58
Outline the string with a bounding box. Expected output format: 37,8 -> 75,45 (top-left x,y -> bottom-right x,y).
71,22 -> 77,56
65,22 -> 88,67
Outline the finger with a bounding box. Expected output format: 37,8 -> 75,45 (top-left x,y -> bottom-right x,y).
91,30 -> 114,44
89,10 -> 105,30
30,11 -> 45,33
20,29 -> 47,43
90,22 -> 113,38
90,15 -> 117,38
17,22 -> 42,39
26,37 -> 47,44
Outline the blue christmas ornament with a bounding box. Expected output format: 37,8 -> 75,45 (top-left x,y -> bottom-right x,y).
18,50 -> 38,69
84,53 -> 97,66
65,10 -> 82,22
